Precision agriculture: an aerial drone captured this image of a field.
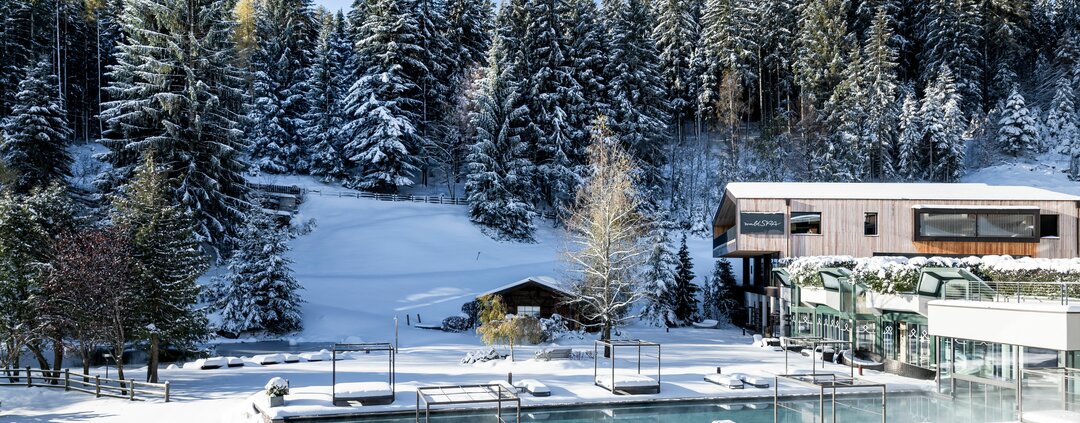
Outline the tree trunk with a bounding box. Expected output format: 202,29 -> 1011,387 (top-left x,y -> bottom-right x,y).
147,333 -> 159,383
51,335 -> 63,383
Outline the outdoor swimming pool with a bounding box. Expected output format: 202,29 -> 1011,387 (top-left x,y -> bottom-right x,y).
325,392 -> 1019,422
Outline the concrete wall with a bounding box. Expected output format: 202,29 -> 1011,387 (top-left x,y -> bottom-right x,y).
927,300 -> 1080,350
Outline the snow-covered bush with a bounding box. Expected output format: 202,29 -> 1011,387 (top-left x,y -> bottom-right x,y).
976,255 -> 1080,282
460,347 -> 506,364
265,377 -> 289,397
441,315 -> 471,333
782,256 -> 856,287
460,300 -> 481,328
538,314 -> 569,341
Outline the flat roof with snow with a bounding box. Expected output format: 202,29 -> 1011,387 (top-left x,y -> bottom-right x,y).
724,182 -> 1080,201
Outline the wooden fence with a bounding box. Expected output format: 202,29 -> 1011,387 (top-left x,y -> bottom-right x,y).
1,368 -> 170,402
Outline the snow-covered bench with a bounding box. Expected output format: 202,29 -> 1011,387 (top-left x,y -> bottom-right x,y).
535,347 -> 572,361
595,374 -> 660,395
514,379 -> 551,397
283,353 -> 301,363
704,373 -> 744,389
252,354 -> 284,365
226,357 -> 244,368
692,319 -> 719,329
333,382 -> 394,406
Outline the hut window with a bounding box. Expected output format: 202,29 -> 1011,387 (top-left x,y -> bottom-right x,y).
790,212 -> 821,235
517,305 -> 540,316
1040,214 -> 1059,238
864,212 -> 878,236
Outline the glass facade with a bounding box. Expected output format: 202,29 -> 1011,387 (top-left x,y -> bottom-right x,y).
916,210 -> 1038,240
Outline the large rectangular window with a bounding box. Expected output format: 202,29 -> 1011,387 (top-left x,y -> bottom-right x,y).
517,305 -> 540,316
790,212 -> 821,235
915,209 -> 1038,241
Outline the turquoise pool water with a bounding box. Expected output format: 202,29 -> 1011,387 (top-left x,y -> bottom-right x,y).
327,392 -> 1018,422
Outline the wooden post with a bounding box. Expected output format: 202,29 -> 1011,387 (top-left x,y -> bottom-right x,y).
26,367 -> 31,387
64,369 -> 70,391
164,381 -> 170,403
95,375 -> 101,397
129,380 -> 135,401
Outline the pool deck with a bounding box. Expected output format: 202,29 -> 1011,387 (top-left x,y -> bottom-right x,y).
247,328 -> 936,422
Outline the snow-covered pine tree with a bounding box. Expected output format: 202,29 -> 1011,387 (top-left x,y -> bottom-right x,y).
0,57 -> 72,192
863,7 -> 900,180
213,207 -> 303,336
641,220 -> 678,325
342,0 -> 426,192
111,152 -> 209,383
604,0 -> 670,202
247,0 -> 315,174
414,0 -> 456,186
697,0 -> 754,125
0,189 -> 53,373
303,10 -> 350,182
793,0 -> 849,109
522,0 -> 584,214
896,91 -> 922,180
465,36 -> 535,241
653,0 -> 700,142
670,234 -> 699,324
997,88 -> 1038,157
917,0 -> 982,112
919,66 -> 965,182
446,0 -> 492,77
820,44 -> 868,182
1047,78 -> 1078,157
705,258 -> 737,323
99,0 -> 249,252
563,0 -> 608,119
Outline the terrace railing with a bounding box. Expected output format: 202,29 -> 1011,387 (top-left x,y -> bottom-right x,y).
945,280 -> 1080,305
0,367 -> 170,402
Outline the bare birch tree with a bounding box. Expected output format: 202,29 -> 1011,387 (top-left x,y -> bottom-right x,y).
564,116 -> 650,343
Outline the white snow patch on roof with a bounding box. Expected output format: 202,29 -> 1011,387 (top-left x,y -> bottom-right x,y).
479,276 -> 574,298
724,182 -> 1080,201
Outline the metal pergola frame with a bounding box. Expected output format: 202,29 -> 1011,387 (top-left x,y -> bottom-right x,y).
414,384 -> 521,423
782,336 -> 856,379
773,373 -> 888,423
332,342 -> 395,406
593,339 -> 661,395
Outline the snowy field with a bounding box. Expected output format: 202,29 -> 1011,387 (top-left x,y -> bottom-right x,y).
0,327 -> 932,422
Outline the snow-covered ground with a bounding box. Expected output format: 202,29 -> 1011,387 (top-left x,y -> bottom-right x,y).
963,151 -> 1080,196
0,327 -> 932,422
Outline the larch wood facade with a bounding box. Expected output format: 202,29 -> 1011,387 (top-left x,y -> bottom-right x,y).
713,183 -> 1080,259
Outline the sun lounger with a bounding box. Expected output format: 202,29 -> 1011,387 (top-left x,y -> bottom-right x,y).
300,350 -> 332,362
488,380 -> 519,393
740,374 -> 771,388
283,353 -> 301,363
514,379 -> 551,397
252,353 -> 284,365
595,374 -> 660,394
704,374 -> 744,389
195,357 -> 227,370
226,357 -> 244,368
333,381 -> 394,406
692,319 -> 719,329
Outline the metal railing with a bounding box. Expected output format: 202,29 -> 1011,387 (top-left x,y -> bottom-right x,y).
0,367 -> 170,402
945,280 -> 1080,305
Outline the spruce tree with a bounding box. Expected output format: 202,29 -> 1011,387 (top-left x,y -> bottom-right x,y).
342,0 -> 425,192
99,0 -> 249,252
213,206 -> 303,336
703,259 -> 737,323
563,0 -> 609,169
641,221 -> 678,325
112,152 -> 209,383
997,88 -> 1038,157
793,0 -> 849,108
917,0 -> 982,111
445,0 -> 493,76
863,7 -> 899,180
896,91 -> 922,180
653,0 -> 700,141
247,0 -> 315,174
604,0 -> 670,200
920,66 -> 965,182
303,10 -> 350,182
1,57 -> 72,192
820,45 -> 868,182
465,36 -> 535,240
671,234 -> 699,324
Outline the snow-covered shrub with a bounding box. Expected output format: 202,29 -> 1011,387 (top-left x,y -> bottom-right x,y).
850,257 -> 923,294
975,255 -> 1080,282
441,315 -> 471,333
460,347 -> 506,364
539,314 -> 569,341
783,256 -> 856,287
265,377 -> 289,397
460,300 -> 481,328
